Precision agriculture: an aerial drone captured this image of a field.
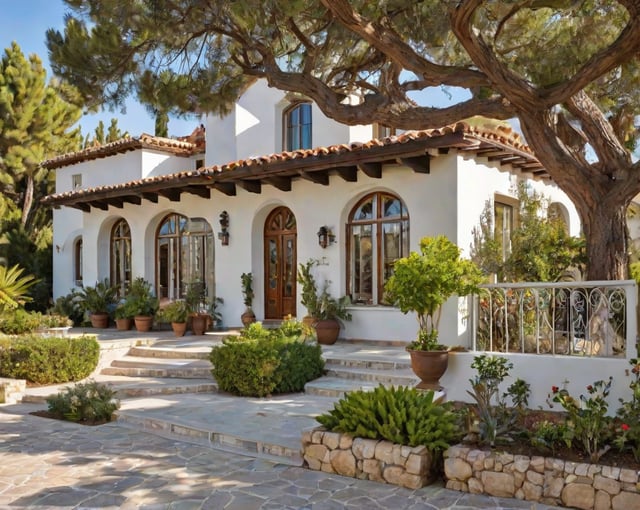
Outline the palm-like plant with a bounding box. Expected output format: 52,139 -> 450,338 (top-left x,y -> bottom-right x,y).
0,264 -> 38,312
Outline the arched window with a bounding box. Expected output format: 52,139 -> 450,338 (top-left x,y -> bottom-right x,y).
284,102 -> 312,151
347,192 -> 409,305
111,219 -> 131,296
74,237 -> 83,286
156,214 -> 214,302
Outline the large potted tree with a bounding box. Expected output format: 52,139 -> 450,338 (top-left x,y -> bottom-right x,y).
240,272 -> 256,326
78,279 -> 117,328
297,259 -> 319,327
384,236 -> 483,390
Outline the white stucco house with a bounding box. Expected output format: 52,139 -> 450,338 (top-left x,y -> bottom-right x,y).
42,80 -> 580,345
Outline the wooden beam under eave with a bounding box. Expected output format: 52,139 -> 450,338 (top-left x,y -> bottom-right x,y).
123,196 -> 142,206
266,176 -> 292,192
102,196 -> 124,209
69,203 -> 90,212
358,162 -> 382,179
183,186 -> 211,199
157,189 -> 182,202
214,182 -> 237,196
141,192 -> 159,203
300,170 -> 329,185
399,155 -> 430,174
89,201 -> 108,211
239,180 -> 261,194
336,166 -> 358,182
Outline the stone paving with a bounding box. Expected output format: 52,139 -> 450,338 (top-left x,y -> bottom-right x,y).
0,405 -> 563,509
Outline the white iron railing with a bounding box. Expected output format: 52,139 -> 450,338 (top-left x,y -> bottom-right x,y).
472,280 -> 637,358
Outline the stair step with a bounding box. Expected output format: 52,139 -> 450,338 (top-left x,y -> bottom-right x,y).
323,356 -> 411,371
101,366 -> 213,378
128,346 -> 211,360
324,363 -> 418,385
21,379 -> 219,403
304,377 -> 401,398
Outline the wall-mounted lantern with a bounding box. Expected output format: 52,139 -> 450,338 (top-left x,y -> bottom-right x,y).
218,211 -> 230,246
317,226 -> 336,249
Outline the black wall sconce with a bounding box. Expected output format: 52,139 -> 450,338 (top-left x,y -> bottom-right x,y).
218,210 -> 230,246
317,226 -> 336,249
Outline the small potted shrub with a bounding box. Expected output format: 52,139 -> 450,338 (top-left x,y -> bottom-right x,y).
113,301 -> 134,331
157,300 -> 189,337
297,259 -> 319,327
384,235 -> 483,389
240,272 -> 256,326
124,277 -> 159,332
78,279 -> 117,328
313,282 -> 352,345
184,281 -> 209,335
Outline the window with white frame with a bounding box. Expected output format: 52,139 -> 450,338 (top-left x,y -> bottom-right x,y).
494,195 -> 518,262
72,174 -> 82,190
74,238 -> 83,286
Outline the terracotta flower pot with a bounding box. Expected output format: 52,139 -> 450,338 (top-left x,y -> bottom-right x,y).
314,319 -> 341,345
134,315 -> 153,332
115,317 -> 132,331
90,312 -> 109,328
190,314 -> 210,335
171,321 -> 187,337
407,349 -> 449,390
240,308 -> 256,327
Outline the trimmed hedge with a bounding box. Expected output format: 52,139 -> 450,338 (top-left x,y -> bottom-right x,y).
210,323 -> 324,397
0,334 -> 100,384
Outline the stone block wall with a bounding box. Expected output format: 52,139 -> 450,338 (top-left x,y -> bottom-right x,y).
301,427 -> 434,489
0,378 -> 26,404
445,445 -> 640,510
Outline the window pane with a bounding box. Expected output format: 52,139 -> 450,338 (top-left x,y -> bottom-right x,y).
351,224 -> 373,304
495,202 -> 513,261
353,197 -> 374,221
382,196 -> 402,218
381,222 -> 406,302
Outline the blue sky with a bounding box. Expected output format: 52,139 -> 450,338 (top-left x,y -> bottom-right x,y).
0,0 -> 199,138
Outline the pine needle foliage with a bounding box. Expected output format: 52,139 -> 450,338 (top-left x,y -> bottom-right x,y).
316,385 -> 458,451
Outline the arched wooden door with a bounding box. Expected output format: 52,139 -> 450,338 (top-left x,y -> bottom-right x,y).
264,207 -> 297,319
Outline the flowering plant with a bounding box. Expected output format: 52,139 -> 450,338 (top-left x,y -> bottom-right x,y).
548,377 -> 613,462
615,358 -> 640,461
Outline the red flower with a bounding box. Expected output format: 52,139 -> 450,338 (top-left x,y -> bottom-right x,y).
551,386 -> 559,394
622,424 -> 630,432
587,385 -> 593,391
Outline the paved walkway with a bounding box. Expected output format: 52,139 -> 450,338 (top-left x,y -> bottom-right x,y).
0,330 -> 562,509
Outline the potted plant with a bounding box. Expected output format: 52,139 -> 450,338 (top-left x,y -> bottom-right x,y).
78,279 -> 117,328
313,282 -> 352,345
113,302 -> 133,331
124,277 -> 159,332
384,235 -> 483,390
157,300 -> 189,337
208,295 -> 224,330
297,259 -> 319,327
240,272 -> 256,326
184,281 -> 210,335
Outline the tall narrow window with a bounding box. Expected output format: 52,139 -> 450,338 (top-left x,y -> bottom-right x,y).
72,174 -> 82,190
111,219 -> 131,296
347,192 -> 409,305
494,196 -> 517,262
156,214 -> 214,302
74,238 -> 83,286
284,102 -> 312,151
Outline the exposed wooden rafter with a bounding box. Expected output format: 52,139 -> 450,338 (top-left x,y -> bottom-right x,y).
399,155 -> 430,174
265,176 -> 292,192
239,180 -> 261,194
358,162 -> 382,179
335,166 -> 358,182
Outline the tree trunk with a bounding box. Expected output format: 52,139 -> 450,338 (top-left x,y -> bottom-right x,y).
579,199 -> 629,281
21,175 -> 33,228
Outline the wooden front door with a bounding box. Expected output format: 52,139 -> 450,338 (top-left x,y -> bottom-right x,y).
264,207 -> 297,319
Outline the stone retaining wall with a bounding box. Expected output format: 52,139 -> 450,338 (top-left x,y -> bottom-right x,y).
301,427 -> 434,489
444,445 -> 640,510
0,378 -> 26,404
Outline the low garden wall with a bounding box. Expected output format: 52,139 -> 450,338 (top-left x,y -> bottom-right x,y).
302,427 -> 434,489
444,445 -> 640,510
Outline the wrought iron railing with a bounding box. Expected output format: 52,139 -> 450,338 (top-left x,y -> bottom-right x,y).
473,281 -> 637,358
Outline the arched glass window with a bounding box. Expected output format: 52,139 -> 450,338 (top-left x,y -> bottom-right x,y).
111,219 -> 131,296
156,214 -> 214,302
347,192 -> 409,305
284,102 -> 312,151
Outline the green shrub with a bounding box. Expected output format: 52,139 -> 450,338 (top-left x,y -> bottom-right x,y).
0,309 -> 42,334
316,385 -> 458,451
0,334 -> 99,384
50,290 -> 85,326
210,322 -> 324,397
46,379 -> 120,423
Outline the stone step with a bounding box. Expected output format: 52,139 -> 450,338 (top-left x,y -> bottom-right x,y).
21,378 -> 219,403
102,357 -> 213,379
304,376 -> 396,397
112,393 -> 338,466
128,346 -> 211,360
323,363 -> 418,386
323,355 -> 412,371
